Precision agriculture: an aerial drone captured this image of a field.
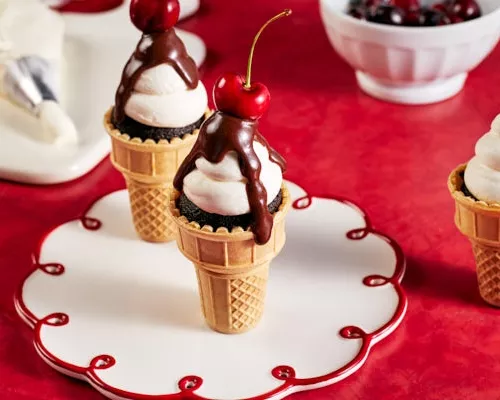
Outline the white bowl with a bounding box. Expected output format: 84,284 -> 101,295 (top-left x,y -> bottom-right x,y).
320,0 -> 500,104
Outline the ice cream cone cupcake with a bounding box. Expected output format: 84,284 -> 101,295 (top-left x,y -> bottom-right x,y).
168,9 -> 293,334
169,185 -> 290,334
449,115 -> 500,307
104,0 -> 209,242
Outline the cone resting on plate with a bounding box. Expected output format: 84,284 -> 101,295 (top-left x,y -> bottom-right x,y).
104,0 -> 209,243
449,115 -> 500,307
168,9 -> 292,334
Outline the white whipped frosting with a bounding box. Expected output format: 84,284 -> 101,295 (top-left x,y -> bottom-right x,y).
183,141 -> 283,216
125,63 -> 207,128
464,115 -> 500,203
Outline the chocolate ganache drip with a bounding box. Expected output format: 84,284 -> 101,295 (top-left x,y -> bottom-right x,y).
113,29 -> 199,123
174,111 -> 287,245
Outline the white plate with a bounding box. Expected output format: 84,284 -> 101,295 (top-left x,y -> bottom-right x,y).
15,181 -> 407,400
0,3 -> 206,185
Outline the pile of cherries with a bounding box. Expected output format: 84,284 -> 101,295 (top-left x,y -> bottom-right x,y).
347,0 -> 482,26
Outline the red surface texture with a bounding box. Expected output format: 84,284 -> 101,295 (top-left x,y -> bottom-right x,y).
1,0 -> 500,399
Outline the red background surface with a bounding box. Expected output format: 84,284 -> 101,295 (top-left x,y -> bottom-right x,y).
1,0 -> 500,399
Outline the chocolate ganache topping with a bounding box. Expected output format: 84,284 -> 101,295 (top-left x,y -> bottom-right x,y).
174,111 -> 287,245
113,29 -> 199,123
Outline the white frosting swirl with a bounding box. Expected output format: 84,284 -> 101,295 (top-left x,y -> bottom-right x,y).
183,141 -> 283,216
464,115 -> 500,203
125,63 -> 207,128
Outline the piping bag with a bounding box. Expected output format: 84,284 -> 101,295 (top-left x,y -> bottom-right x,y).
0,20 -> 78,146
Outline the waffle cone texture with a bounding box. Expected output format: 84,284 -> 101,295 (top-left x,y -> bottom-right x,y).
168,185 -> 291,334
449,163 -> 500,307
104,108 -> 211,243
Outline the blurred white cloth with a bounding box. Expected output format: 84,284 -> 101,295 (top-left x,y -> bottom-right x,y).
0,0 -> 64,96
0,0 -> 65,63
0,0 -> 11,54
40,0 -> 70,7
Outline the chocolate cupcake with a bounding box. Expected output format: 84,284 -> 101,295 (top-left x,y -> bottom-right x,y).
167,8 -> 292,335
113,113 -> 205,143
448,115 -> 500,308
178,189 -> 283,232
460,170 -> 478,201
174,111 -> 286,244
104,0 -> 210,243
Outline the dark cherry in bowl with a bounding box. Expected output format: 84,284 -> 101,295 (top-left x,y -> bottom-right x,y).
347,0 -> 482,26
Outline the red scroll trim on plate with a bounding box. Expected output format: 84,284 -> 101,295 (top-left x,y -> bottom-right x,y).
15,185 -> 406,400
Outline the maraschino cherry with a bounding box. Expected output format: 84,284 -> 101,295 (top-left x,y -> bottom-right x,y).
213,9 -> 292,120
365,0 -> 390,6
432,3 -> 448,12
447,0 -> 481,20
421,7 -> 451,25
368,5 -> 405,25
130,0 -> 180,33
347,0 -> 481,25
393,0 -> 420,10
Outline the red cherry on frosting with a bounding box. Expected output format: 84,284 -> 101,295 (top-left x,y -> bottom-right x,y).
212,9 -> 291,120
130,0 -> 180,33
213,73 -> 270,120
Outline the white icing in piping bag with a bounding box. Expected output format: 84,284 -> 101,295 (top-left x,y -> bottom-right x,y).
38,100 -> 78,146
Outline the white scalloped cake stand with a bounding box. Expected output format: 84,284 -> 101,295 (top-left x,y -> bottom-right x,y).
15,181 -> 407,400
0,3 -> 206,185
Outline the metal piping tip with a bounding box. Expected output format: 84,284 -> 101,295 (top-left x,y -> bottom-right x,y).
2,55 -> 58,115
2,58 -> 43,114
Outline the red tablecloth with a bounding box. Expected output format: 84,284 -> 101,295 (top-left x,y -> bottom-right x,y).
2,0 -> 500,399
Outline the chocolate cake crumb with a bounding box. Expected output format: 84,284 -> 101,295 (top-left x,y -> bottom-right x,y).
460,170 -> 479,201
178,190 -> 283,231
112,112 -> 205,143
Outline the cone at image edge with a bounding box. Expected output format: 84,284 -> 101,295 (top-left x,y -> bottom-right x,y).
168,184 -> 291,334
448,163 -> 500,307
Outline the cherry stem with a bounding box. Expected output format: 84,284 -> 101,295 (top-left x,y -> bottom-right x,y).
244,9 -> 292,89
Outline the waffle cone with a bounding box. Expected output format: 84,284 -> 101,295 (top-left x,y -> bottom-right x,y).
104,108 -> 210,242
124,178 -> 174,242
168,185 -> 291,334
448,164 -> 500,306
